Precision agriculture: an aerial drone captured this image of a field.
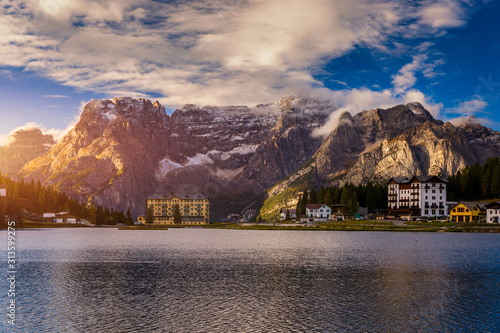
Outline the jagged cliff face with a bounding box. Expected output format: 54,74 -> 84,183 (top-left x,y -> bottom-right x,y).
20,96 -> 330,220
0,128 -> 55,179
315,103 -> 442,180
21,98 -> 171,215
340,121 -> 478,184
260,104 -> 500,217
10,97 -> 500,220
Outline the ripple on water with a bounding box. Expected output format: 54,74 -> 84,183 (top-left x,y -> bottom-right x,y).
0,229 -> 499,332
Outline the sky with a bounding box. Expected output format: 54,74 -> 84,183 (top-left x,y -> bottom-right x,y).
1,0 -> 499,144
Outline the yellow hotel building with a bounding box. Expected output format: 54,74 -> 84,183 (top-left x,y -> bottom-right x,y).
138,193 -> 209,225
449,201 -> 487,223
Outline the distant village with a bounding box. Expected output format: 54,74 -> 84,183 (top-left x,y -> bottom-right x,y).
268,176 -> 499,225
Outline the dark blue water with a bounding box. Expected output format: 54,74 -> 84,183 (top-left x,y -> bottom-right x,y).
1,229 -> 499,332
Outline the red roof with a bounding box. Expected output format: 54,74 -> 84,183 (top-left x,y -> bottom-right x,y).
306,204 -> 328,209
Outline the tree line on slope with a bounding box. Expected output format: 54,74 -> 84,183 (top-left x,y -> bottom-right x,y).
0,172 -> 132,225
295,182 -> 388,216
447,157 -> 500,201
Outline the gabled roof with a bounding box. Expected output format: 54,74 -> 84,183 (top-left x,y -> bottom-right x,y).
387,177 -> 406,184
0,184 -> 6,189
451,201 -> 488,211
280,209 -> 296,214
43,213 -> 56,218
485,201 -> 500,209
148,193 -> 209,200
387,175 -> 447,185
306,204 -> 330,209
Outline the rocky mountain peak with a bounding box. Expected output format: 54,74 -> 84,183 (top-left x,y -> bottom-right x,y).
3,127 -> 55,148
405,102 -> 428,115
0,127 -> 55,179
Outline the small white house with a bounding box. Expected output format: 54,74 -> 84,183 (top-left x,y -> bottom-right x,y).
485,202 -> 500,223
306,204 -> 331,221
0,184 -> 6,197
279,209 -> 296,220
43,213 -> 56,222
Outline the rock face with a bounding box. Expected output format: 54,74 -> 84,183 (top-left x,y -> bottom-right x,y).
20,96 -> 330,220
0,128 -> 55,179
10,97 -> 500,220
260,105 -> 500,216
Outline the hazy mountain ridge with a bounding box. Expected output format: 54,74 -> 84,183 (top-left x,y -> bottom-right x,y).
0,128 -> 55,179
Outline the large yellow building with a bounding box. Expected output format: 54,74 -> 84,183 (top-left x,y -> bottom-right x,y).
138,193 -> 209,225
449,201 -> 487,223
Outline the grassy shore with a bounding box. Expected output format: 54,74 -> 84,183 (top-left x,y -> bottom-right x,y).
118,225 -> 169,230
205,220 -> 500,232
4,220 -> 500,233
3,221 -> 93,229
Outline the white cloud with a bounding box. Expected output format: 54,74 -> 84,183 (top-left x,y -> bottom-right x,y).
43,94 -> 69,98
0,69 -> 14,80
0,0 -> 473,110
392,55 -> 426,94
417,1 -> 466,29
445,99 -> 488,115
312,87 -> 443,137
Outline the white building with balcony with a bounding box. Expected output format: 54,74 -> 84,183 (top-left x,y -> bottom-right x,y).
305,204 -> 331,221
387,176 -> 448,218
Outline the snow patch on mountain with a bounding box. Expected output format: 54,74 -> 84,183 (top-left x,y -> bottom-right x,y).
155,153 -> 215,179
210,166 -> 245,180
406,102 -> 425,115
221,144 -> 260,160
187,153 -> 214,165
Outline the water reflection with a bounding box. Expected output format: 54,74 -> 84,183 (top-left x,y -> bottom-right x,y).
0,229 -> 499,332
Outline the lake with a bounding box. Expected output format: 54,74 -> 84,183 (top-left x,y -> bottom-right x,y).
1,228 -> 499,332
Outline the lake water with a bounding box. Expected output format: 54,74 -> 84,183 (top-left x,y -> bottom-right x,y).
1,228 -> 499,332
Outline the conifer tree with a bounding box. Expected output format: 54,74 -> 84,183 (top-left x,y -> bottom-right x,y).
126,208 -> 133,225
38,191 -> 46,214
323,190 -> 333,208
299,190 -> 309,216
492,165 -> 500,198
309,189 -> 318,204
318,186 -> 325,204
173,203 -> 182,225
145,205 -> 154,225
296,194 -> 302,216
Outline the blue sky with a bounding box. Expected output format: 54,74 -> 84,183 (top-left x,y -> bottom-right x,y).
0,0 -> 499,144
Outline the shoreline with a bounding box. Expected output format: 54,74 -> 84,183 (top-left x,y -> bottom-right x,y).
2,220 -> 500,233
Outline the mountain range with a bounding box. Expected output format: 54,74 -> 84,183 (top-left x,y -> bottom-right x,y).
1,96 -> 499,221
